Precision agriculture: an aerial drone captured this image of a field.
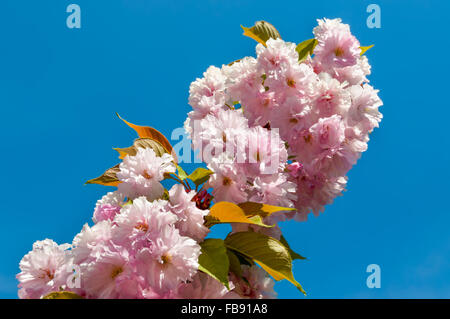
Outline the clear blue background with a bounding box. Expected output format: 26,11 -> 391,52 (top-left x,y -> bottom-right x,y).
1,0 -> 448,299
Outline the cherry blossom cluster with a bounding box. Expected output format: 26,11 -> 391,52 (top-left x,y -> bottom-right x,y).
185,18 -> 382,223
17,146 -> 276,299
17,18 -> 382,299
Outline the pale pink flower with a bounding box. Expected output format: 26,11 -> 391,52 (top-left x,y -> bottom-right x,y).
313,18 -> 351,39
264,63 -> 319,100
289,114 -> 356,179
72,221 -> 113,265
188,66 -> 228,119
311,115 -> 346,152
249,174 -> 296,209
241,89 -> 278,127
286,162 -> 304,178
269,95 -> 313,141
231,265 -> 277,299
176,272 -> 239,299
293,171 -> 347,220
242,126 -> 288,176
136,226 -> 200,294
313,72 -> 351,118
256,38 -> 299,73
168,184 -> 210,241
308,115 -> 353,176
346,84 -> 383,135
117,148 -> 176,201
207,154 -> 249,204
333,55 -> 371,86
223,56 -> 258,86
112,197 -> 177,251
142,287 -> 177,299
93,191 -> 125,223
17,239 -> 72,299
81,244 -> 143,299
192,108 -> 249,162
313,18 -> 361,68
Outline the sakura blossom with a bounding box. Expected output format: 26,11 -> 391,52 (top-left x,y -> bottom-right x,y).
112,197 -> 177,251
17,18 -> 382,299
93,191 -> 125,223
186,17 -> 382,221
176,272 -> 239,299
136,225 -> 200,294
17,239 -> 72,299
168,184 -> 210,241
230,265 -> 277,299
117,148 -> 176,201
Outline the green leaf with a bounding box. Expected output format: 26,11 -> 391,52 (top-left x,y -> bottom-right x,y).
188,167 -> 213,187
237,202 -> 295,218
175,164 -> 188,180
296,38 -> 318,63
247,215 -> 273,227
241,21 -> 281,46
198,239 -> 230,289
85,164 -> 121,187
227,249 -> 242,278
280,235 -> 306,260
360,45 -> 374,55
233,250 -> 255,266
206,202 -> 274,228
121,199 -> 133,207
161,189 -> 170,200
42,291 -> 83,299
225,231 -> 306,295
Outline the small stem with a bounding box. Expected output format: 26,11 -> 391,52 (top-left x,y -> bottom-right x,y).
166,173 -> 192,192
183,179 -> 191,192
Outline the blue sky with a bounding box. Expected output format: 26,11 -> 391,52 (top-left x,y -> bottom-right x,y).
0,0 -> 449,298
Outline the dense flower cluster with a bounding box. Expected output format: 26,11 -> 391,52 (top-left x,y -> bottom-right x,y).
17,18 -> 381,299
185,18 -> 382,223
17,147 -> 275,299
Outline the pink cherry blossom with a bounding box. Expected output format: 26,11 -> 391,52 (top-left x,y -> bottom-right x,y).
313,18 -> 361,68
136,226 -> 200,294
112,197 -> 177,251
81,243 -> 143,299
176,272 -> 239,299
17,239 -> 72,299
18,17 -> 382,299
168,184 -> 210,241
93,191 -> 125,223
72,221 -> 113,265
230,265 -> 277,299
207,154 -> 249,203
117,148 -> 175,201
